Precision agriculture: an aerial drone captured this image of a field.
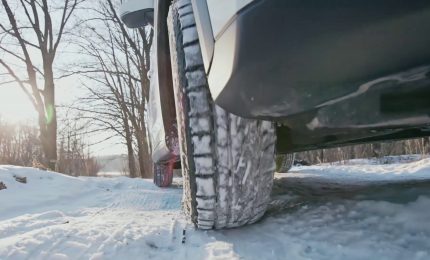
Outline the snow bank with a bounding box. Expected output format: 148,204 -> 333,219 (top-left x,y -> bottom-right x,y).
329,154 -> 427,166
0,166 -> 89,220
284,157 -> 430,185
0,166 -> 181,221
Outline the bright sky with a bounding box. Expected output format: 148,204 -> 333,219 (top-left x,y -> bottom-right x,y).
0,81 -> 126,156
0,77 -> 77,122
0,84 -> 36,123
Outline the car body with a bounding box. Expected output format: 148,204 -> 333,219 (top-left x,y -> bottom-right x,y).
121,0 -> 430,164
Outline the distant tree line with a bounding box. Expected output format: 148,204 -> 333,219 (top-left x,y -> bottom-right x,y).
296,137 -> 430,165
0,119 -> 100,176
0,118 -> 40,166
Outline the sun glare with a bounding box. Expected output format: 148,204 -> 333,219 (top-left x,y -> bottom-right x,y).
0,85 -> 37,123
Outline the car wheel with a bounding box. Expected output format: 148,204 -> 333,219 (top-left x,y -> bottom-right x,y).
167,0 -> 276,229
276,153 -> 295,172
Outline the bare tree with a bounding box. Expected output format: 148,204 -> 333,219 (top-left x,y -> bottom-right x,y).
104,0 -> 153,178
72,0 -> 153,178
0,0 -> 83,169
57,114 -> 102,176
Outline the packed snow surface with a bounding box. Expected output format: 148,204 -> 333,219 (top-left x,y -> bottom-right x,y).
1,156 -> 430,259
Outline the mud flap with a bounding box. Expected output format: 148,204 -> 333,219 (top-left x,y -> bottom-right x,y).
153,162 -> 174,187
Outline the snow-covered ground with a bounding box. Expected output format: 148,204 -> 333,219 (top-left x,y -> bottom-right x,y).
1,157 -> 430,259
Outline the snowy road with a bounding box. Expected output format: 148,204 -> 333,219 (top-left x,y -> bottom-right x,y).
1,157 -> 430,259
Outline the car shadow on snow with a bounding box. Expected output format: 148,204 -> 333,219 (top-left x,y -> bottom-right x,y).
266,173 -> 430,218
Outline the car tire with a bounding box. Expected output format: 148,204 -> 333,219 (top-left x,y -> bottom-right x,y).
167,0 -> 276,229
276,153 -> 295,173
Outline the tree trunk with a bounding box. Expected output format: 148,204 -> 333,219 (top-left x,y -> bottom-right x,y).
137,138 -> 152,178
372,143 -> 382,158
135,123 -> 152,179
123,116 -> 137,178
125,138 -> 136,178
318,149 -> 324,164
41,67 -> 57,170
424,137 -> 430,155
